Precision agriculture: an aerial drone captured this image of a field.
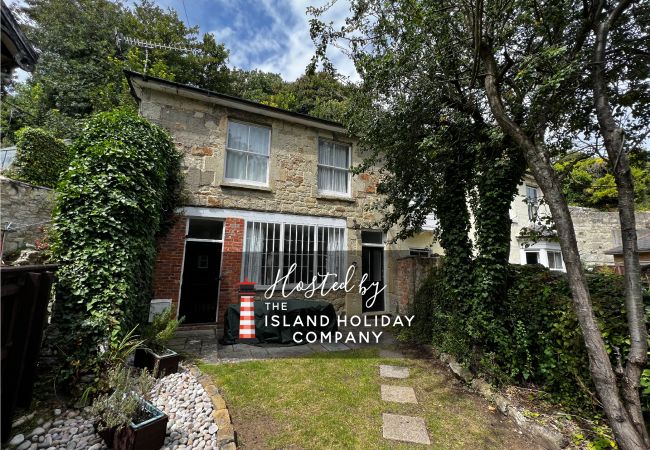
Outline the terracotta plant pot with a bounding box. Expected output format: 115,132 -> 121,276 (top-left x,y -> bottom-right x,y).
133,347 -> 180,378
97,400 -> 168,450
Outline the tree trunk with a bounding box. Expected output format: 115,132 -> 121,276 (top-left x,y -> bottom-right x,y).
592,1 -> 649,445
480,45 -> 647,450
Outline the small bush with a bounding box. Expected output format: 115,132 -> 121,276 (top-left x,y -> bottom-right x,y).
50,108 -> 181,387
409,264 -> 650,417
7,127 -> 71,188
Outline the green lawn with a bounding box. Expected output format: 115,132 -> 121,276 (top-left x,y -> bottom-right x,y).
200,348 -> 541,449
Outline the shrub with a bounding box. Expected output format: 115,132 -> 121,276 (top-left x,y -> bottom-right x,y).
409,264 -> 650,417
50,108 -> 181,387
6,127 -> 71,188
141,309 -> 184,353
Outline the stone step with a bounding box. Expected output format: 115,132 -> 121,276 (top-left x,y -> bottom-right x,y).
381,384 -> 418,404
382,413 -> 431,445
379,364 -> 409,379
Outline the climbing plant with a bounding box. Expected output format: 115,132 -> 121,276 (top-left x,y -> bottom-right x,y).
6,127 -> 71,188
50,108 -> 181,387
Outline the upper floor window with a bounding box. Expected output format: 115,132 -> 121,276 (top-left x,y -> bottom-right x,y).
225,121 -> 270,185
526,185 -> 539,221
318,139 -> 350,195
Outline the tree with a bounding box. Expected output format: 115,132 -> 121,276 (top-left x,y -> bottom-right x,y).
556,154 -> 650,209
0,0 -> 231,143
310,1 -> 649,447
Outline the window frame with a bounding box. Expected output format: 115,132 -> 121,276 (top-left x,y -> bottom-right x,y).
317,138 -> 352,197
525,250 -> 540,265
547,250 -> 564,271
241,218 -> 347,289
526,185 -> 539,222
224,119 -> 272,187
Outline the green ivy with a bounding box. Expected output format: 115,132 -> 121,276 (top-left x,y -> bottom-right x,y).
49,108 -> 181,387
6,127 -> 71,188
408,264 -> 650,421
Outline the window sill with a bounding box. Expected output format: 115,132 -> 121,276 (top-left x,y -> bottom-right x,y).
317,193 -> 356,203
221,181 -> 272,192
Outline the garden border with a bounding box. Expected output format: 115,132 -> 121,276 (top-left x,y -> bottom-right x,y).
434,349 -> 570,450
188,366 -> 237,449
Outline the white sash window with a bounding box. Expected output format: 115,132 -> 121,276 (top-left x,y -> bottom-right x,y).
318,139 -> 350,195
225,121 -> 270,185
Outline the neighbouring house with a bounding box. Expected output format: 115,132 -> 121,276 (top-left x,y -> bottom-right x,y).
126,71 -> 442,325
605,233 -> 650,274
509,175 -> 650,271
1,1 -> 38,87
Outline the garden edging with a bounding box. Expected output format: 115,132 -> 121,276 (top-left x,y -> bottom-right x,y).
189,366 -> 237,450
436,350 -> 569,450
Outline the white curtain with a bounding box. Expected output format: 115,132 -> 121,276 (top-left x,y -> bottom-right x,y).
244,222 -> 264,283
318,140 -> 349,193
325,227 -> 344,280
226,122 -> 269,183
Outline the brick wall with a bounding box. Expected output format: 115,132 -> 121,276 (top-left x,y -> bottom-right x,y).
395,256 -> 439,314
152,216 -> 186,315
217,218 -> 244,322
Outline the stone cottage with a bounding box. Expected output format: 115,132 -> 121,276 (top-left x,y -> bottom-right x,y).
126,71 -> 442,325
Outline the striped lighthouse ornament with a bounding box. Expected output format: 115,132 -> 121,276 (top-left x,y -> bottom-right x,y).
238,279 -> 256,342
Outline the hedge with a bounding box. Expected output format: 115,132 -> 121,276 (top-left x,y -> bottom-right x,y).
50,108 -> 181,385
407,264 -> 650,417
7,127 -> 71,188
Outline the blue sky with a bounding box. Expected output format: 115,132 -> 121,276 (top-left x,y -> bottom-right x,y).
152,0 -> 358,81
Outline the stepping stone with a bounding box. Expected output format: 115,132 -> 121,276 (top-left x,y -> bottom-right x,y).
379,364 -> 409,379
382,413 -> 430,445
381,385 -> 418,404
379,348 -> 404,359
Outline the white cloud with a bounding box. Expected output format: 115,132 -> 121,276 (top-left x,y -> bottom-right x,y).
210,0 -> 359,82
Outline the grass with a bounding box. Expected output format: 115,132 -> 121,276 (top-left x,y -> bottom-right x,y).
200,348 -> 540,449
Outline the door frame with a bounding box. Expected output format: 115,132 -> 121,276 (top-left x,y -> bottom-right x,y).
177,217 -> 225,323
361,230 -> 388,314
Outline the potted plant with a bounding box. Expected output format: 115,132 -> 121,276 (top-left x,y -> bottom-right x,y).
90,365 -> 167,450
134,309 -> 183,378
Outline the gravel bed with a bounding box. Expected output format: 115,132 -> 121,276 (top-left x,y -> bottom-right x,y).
6,367 -> 219,450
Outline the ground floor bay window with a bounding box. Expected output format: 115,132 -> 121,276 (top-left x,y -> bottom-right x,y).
519,239 -> 565,272
242,219 -> 346,287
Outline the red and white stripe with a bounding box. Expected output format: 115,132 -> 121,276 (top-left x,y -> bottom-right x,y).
239,294 -> 256,339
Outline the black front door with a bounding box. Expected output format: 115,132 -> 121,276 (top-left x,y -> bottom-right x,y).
361,246 -> 385,312
179,241 -> 222,324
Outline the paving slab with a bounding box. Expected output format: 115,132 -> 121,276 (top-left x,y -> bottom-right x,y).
382,413 -> 431,445
379,364 -> 410,379
381,384 -> 418,404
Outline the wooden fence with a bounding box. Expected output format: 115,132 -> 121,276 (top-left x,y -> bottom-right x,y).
1,264 -> 56,441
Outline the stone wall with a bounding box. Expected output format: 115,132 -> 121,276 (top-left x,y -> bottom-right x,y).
569,206 -> 650,266
0,176 -> 54,256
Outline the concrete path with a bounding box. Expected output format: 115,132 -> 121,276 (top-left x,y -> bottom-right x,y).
168,326 -> 396,363
379,348 -> 432,446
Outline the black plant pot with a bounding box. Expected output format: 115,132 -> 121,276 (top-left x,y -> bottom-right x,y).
97,400 -> 168,450
133,347 -> 180,378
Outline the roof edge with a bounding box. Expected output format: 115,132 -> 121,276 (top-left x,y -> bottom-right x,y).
124,70 -> 348,134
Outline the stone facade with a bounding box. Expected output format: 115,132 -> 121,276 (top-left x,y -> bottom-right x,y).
508,175 -> 650,267
0,176 -> 54,256
129,73 -> 442,323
